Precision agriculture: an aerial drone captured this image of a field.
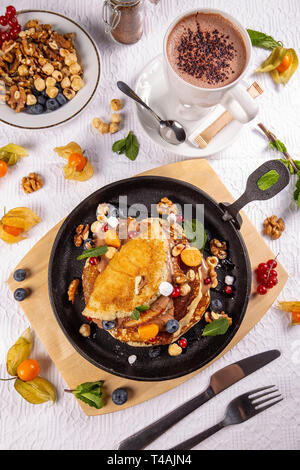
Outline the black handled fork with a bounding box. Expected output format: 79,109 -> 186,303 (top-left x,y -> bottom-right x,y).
170,385 -> 283,450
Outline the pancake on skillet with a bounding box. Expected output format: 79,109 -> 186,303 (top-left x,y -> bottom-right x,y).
82,211 -> 211,347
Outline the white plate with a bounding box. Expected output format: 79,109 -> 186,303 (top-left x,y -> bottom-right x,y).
0,9 -> 101,130
135,54 -> 245,157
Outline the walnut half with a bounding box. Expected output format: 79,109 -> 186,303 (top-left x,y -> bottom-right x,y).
22,173 -> 43,193
263,215 -> 285,240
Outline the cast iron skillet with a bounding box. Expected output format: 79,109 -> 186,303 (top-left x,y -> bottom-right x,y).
48,160 -> 289,381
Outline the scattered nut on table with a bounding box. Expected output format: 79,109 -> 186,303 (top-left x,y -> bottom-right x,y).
109,123 -> 119,134
263,215 -> 285,240
22,172 -> 43,194
111,113 -> 122,124
111,98 -> 123,111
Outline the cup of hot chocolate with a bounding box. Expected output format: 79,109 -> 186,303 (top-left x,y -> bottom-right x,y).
164,9 -> 258,122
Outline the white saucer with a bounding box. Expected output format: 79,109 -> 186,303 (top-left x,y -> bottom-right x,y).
134,54 -> 245,157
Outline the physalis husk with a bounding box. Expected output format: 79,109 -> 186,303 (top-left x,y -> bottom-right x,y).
6,327 -> 33,376
256,47 -> 298,85
0,143 -> 28,166
0,207 -> 41,244
54,142 -> 94,182
277,301 -> 300,326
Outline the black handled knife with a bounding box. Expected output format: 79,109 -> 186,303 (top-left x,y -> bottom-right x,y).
118,349 -> 280,450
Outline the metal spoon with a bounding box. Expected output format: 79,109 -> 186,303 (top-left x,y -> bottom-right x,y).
117,81 -> 186,145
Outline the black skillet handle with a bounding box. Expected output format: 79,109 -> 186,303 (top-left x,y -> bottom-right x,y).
219,160 -> 290,229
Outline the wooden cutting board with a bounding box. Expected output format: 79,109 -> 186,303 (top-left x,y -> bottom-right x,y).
7,159 -> 288,416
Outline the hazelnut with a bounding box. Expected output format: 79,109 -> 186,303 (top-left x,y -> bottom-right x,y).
105,246 -> 118,260
180,284 -> 191,296
46,86 -> 59,99
172,243 -> 185,257
34,77 -> 46,91
61,77 -> 71,89
64,53 -> 77,66
111,98 -> 123,111
46,76 -> 56,88
186,269 -> 196,282
52,70 -> 63,82
92,117 -> 102,129
26,93 -> 37,106
110,113 -> 122,124
79,323 -> 91,337
69,62 -> 81,75
91,221 -> 102,233
59,48 -> 70,58
18,65 -> 29,76
71,76 -> 84,91
63,88 -> 76,100
42,63 -> 55,76
98,122 -> 109,134
109,122 -> 119,134
168,343 -> 182,356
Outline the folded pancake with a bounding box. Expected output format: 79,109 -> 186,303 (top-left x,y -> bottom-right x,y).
82,217 -> 211,347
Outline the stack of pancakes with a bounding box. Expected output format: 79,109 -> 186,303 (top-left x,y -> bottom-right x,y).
82,218 -> 211,346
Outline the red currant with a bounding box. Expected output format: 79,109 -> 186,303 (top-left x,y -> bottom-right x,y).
269,269 -> 277,278
176,214 -> 184,223
128,230 -> 138,239
1,31 -> 10,42
270,277 -> 278,286
257,272 -> 268,283
257,284 -> 267,295
89,256 -> 99,265
224,285 -> 233,295
6,6 -> 17,19
267,279 -> 276,289
267,259 -> 277,269
148,337 -> 157,343
204,277 -> 211,285
178,338 -> 188,348
7,17 -> 17,27
9,28 -> 18,39
0,15 -> 8,26
258,263 -> 268,273
85,316 -> 92,322
170,286 -> 181,298
10,23 -> 20,35
101,224 -> 109,232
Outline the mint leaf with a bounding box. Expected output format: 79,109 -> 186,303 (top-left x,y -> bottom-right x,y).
247,29 -> 282,50
71,380 -> 104,409
112,131 -> 139,161
125,131 -> 139,161
131,304 -> 150,320
202,318 -> 230,337
112,138 -> 127,155
270,139 -> 287,153
257,170 -> 280,190
77,245 -> 108,260
279,159 -> 295,175
183,219 -> 207,251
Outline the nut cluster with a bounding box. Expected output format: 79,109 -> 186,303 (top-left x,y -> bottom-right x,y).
1,19 -> 83,113
263,215 -> 285,240
204,310 -> 232,325
92,99 -> 123,135
21,172 -> 43,193
74,224 -> 89,247
210,238 -> 227,260
67,278 -> 80,304
157,197 -> 178,216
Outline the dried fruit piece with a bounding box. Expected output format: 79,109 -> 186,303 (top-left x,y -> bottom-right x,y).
104,229 -> 121,248
68,278 -> 80,303
138,323 -> 159,341
180,246 -> 202,267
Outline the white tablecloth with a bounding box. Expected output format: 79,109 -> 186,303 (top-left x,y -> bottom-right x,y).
1,0 -> 299,450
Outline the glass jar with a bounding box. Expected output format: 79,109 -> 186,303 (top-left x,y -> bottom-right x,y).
102,0 -> 144,45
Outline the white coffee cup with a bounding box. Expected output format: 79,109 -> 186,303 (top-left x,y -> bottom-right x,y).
163,8 -> 258,123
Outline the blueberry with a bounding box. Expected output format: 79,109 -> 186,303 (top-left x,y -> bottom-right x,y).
14,288 -> 27,301
28,104 -> 44,115
46,98 -> 59,111
83,238 -> 94,250
31,88 -> 41,97
13,269 -> 26,282
165,319 -> 180,334
210,298 -> 223,312
149,348 -> 160,359
37,95 -> 46,106
103,320 -> 116,330
56,83 -> 63,93
56,92 -> 67,106
112,388 -> 128,405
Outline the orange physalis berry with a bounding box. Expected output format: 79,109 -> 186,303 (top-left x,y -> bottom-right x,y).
138,323 -> 159,341
68,153 -> 87,172
3,225 -> 24,237
292,311 -> 300,324
277,54 -> 292,73
17,359 -> 40,382
0,160 -> 8,177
